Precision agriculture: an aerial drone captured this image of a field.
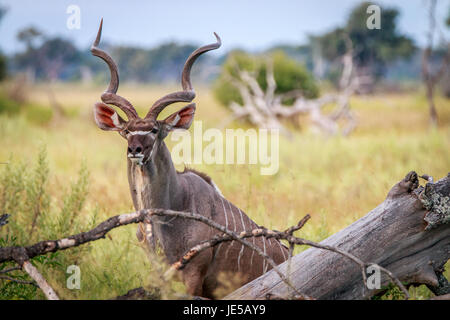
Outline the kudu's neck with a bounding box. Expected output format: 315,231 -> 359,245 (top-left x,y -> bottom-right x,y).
127,140 -> 183,212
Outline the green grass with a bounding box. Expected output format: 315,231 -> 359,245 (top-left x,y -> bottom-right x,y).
0,82 -> 449,299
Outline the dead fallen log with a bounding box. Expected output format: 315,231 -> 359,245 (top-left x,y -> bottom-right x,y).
113,287 -> 161,300
226,171 -> 450,300
429,293 -> 450,300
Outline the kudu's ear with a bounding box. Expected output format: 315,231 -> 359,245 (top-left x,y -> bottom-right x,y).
162,103 -> 196,130
93,102 -> 127,131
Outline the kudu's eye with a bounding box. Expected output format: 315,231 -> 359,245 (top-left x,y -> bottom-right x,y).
151,127 -> 158,134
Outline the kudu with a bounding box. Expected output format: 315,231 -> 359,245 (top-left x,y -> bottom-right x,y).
91,20 -> 288,298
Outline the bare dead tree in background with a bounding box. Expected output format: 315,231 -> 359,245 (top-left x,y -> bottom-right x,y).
223,37 -> 369,136
46,86 -> 65,123
6,74 -> 29,104
422,0 -> 450,127
4,73 -> 65,123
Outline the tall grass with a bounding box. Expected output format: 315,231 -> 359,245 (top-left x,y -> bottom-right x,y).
0,83 -> 449,299
0,146 -> 93,299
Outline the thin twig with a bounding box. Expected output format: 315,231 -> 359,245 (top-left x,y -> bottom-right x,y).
0,275 -> 38,287
0,213 -> 9,228
284,214 -> 310,296
0,266 -> 21,274
284,214 -> 311,235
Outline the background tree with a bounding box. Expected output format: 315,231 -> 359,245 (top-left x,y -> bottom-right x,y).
312,2 -> 415,92
16,27 -> 43,51
0,6 -> 8,81
111,43 -> 200,83
447,6 -> 450,26
12,35 -> 217,84
13,27 -> 43,82
13,28 -> 80,82
214,50 -> 319,108
38,38 -> 80,81
441,5 -> 450,98
422,0 -> 449,127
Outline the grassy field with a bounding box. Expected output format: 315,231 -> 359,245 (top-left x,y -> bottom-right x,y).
0,82 -> 449,299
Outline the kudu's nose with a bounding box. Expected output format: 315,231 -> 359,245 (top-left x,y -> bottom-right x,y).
127,145 -> 143,155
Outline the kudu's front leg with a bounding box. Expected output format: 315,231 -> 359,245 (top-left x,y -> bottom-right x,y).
181,251 -> 212,297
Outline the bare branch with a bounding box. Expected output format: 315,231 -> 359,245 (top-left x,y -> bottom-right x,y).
421,0 -> 449,126
22,261 -> 59,300
0,210 -> 151,264
265,59 -> 277,106
222,47 -> 359,136
284,214 -> 311,235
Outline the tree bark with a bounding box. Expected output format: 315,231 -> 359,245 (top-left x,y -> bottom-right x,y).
226,172 -> 450,300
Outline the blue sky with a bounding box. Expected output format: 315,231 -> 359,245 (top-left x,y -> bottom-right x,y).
0,0 -> 449,55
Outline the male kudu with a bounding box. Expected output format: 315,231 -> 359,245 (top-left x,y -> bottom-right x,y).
91,20 -> 288,297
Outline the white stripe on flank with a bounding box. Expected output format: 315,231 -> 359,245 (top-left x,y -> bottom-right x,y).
238,208 -> 245,230
250,237 -> 255,268
227,201 -> 236,232
211,180 -> 223,197
249,217 -> 257,269
262,238 -> 267,273
237,243 -> 244,272
215,242 -> 223,258
236,208 -> 246,272
215,197 -> 227,259
222,199 -> 232,260
219,197 -> 228,230
224,200 -> 236,261
278,240 -> 287,260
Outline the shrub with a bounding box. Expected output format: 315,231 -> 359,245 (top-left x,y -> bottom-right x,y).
0,146 -> 92,299
213,50 -> 319,108
0,93 -> 20,115
24,103 -> 53,125
0,91 -> 53,125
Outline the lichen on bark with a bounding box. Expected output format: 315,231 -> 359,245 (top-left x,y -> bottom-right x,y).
421,182 -> 450,230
